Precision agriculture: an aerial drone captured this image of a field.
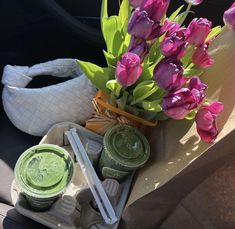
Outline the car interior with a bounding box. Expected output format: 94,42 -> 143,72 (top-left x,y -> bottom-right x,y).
0,0 -> 234,228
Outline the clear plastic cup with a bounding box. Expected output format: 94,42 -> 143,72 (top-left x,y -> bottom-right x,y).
15,144 -> 74,211
98,125 -> 150,181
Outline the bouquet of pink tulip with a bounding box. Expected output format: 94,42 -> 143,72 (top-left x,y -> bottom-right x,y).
78,0 -> 235,143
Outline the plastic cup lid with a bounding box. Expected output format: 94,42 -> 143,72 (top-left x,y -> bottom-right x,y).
103,125 -> 150,169
15,144 -> 74,198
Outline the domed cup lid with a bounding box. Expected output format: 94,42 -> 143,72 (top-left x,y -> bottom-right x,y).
15,144 -> 74,198
103,125 -> 150,169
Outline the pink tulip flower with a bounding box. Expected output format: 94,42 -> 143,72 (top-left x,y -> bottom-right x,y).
187,18 -> 212,46
128,8 -> 162,40
161,19 -> 181,37
162,77 -> 207,119
141,0 -> 170,22
196,102 -> 224,143
154,58 -> 186,91
160,28 -> 190,59
116,52 -> 143,87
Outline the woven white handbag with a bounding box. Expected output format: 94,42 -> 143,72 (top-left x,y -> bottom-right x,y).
2,59 -> 96,136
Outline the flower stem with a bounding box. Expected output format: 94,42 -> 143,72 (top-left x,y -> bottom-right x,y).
180,3 -> 192,26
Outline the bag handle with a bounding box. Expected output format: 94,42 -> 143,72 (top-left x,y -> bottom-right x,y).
1,59 -> 82,88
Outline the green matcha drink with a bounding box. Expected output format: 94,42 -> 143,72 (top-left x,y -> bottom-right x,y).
15,144 -> 74,211
98,125 -> 150,181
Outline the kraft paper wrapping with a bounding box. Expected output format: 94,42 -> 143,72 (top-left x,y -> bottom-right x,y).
121,30 -> 235,229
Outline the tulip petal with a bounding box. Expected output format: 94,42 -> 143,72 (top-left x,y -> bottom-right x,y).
204,102 -> 224,114
154,58 -> 184,91
223,2 -> 235,30
196,126 -> 218,143
187,18 -> 212,46
195,102 -> 224,143
116,52 -> 143,87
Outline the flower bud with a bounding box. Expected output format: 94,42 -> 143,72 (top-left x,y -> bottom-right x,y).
162,77 -> 207,119
196,102 -> 224,143
154,58 -> 186,91
160,28 -> 190,59
187,18 -> 212,46
116,52 -> 143,87
128,8 -> 162,40
161,19 -> 181,36
141,0 -> 170,22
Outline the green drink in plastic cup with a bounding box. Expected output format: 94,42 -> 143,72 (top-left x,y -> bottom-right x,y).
15,144 -> 74,211
98,125 -> 150,181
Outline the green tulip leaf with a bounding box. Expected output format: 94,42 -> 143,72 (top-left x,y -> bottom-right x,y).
169,5 -> 185,21
119,0 -> 131,34
184,67 -> 204,76
101,0 -> 130,57
106,79 -> 122,97
175,10 -> 194,24
116,91 -> 129,109
118,33 -> 131,56
102,16 -> 122,55
77,60 -> 114,94
182,45 -> 195,66
137,63 -> 156,83
185,110 -> 197,120
147,39 -> 161,64
132,80 -> 158,105
103,50 -> 118,67
101,0 -> 108,20
206,26 -> 222,41
141,99 -> 162,112
147,88 -> 166,100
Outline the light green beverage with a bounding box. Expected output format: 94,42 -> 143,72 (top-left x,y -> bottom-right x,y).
98,125 -> 150,181
15,144 -> 74,211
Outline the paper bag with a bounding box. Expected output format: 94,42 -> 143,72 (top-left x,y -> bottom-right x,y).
121,30 -> 235,229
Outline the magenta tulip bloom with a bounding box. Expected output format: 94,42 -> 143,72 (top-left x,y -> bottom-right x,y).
162,88 -> 196,119
129,0 -> 144,8
185,0 -> 203,5
161,19 -> 181,36
188,76 -> 207,104
162,77 -> 207,119
196,102 -> 224,143
116,52 -> 143,87
154,58 -> 186,91
160,28 -> 190,59
128,38 -> 149,62
128,8 -> 162,40
192,43 -> 214,68
141,0 -> 170,22
223,2 -> 235,30
187,18 -> 212,46
147,22 -> 163,40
